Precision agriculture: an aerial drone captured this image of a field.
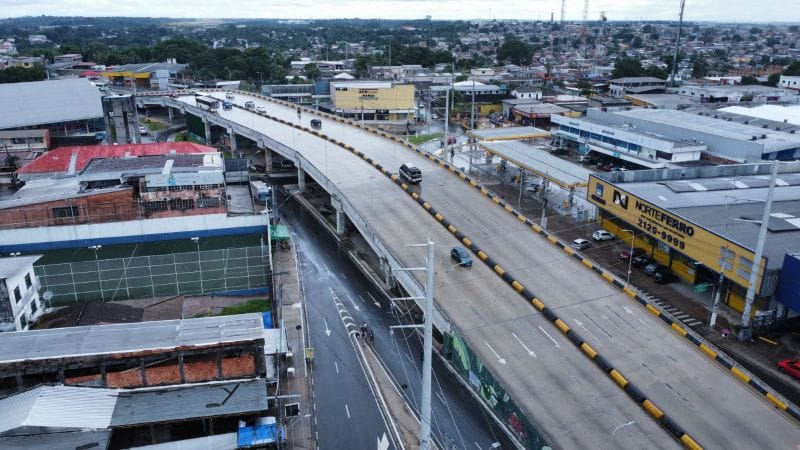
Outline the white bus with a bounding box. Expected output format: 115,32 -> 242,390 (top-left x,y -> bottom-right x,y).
196,95 -> 220,112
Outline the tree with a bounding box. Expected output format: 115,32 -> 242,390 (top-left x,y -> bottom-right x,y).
631,36 -> 643,48
784,61 -> 800,76
766,73 -> 780,87
496,37 -> 532,66
0,64 -> 47,83
304,63 -> 321,80
611,57 -> 644,78
692,56 -> 709,78
740,75 -> 760,85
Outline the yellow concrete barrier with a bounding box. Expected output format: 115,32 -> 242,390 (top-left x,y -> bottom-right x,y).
609,369 -> 628,388
642,399 -> 664,419
680,434 -> 703,450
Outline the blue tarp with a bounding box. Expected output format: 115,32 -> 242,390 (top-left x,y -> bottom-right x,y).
777,253 -> 800,313
237,423 -> 285,448
262,312 -> 272,329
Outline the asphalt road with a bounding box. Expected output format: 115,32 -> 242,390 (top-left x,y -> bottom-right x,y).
179,93 -> 800,449
277,190 -> 511,449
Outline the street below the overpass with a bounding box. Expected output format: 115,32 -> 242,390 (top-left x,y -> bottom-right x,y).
277,189 -> 511,449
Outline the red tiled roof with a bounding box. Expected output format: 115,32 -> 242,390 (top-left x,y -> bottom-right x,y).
18,142 -> 218,174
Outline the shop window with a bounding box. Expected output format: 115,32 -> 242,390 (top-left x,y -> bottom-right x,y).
737,255 -> 754,280
13,286 -> 21,303
52,206 -> 79,218
25,273 -> 31,289
143,201 -> 168,213
169,199 -> 195,211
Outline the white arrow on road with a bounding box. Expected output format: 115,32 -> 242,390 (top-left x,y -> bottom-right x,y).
367,292 -> 381,308
346,294 -> 361,311
484,341 -> 506,364
324,318 -> 331,337
511,332 -> 536,357
538,326 -> 560,348
377,432 -> 389,450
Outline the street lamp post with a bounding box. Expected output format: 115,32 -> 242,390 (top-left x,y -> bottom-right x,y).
610,420 -> 635,450
621,229 -> 635,288
256,71 -> 263,91
89,245 -> 104,301
191,237 -> 204,294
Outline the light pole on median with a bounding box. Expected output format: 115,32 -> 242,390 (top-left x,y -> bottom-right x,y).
621,229 -> 635,288
190,237 -> 204,294
89,245 -> 104,301
610,420 -> 634,450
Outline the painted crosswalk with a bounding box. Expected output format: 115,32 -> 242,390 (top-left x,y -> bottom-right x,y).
643,294 -> 704,328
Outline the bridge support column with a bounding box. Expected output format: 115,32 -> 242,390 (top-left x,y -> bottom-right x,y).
168,107 -> 174,124
203,118 -> 211,145
258,141 -> 271,173
297,167 -> 306,192
331,196 -> 345,236
568,186 -> 575,206
228,128 -> 238,153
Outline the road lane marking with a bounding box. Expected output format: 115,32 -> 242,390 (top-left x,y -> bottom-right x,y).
324,318 -> 331,336
345,404 -> 350,419
342,272 -> 348,280
484,341 -> 507,364
511,332 -> 537,358
358,294 -> 367,304
335,361 -> 339,374
537,326 -> 560,348
601,315 -> 625,334
623,305 -> 649,327
574,318 -> 601,345
346,294 -> 361,311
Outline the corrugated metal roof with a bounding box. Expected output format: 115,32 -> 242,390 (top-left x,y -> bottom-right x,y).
480,140 -> 592,187
145,171 -> 225,188
111,379 -> 267,427
18,142 -> 218,175
0,386 -> 117,433
0,429 -> 111,450
470,126 -> 551,141
0,79 -> 103,130
0,177 -> 129,210
127,432 -> 236,450
0,255 -> 41,279
0,314 -> 266,363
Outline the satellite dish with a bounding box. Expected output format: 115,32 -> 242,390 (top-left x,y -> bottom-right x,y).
43,291 -> 53,301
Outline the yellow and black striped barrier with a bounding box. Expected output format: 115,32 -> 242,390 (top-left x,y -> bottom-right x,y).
240,94 -> 799,435
235,102 -> 703,448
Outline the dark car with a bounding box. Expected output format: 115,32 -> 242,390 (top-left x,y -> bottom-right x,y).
310,118 -> 322,129
450,246 -> 472,267
643,262 -> 665,276
653,270 -> 679,284
249,164 -> 265,173
620,248 -> 647,261
631,255 -> 655,268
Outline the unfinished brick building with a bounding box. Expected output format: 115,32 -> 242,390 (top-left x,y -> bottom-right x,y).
0,313 -> 287,396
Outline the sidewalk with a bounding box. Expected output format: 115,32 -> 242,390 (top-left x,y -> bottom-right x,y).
274,237 -> 316,450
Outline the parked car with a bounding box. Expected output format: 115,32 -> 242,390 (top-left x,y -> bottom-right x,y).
631,255 -> 655,268
450,246 -> 472,267
592,230 -> 615,241
778,360 -> 800,380
139,126 -> 148,136
643,262 -> 665,276
249,164 -> 265,173
653,270 -> 679,284
570,239 -> 591,251
431,113 -> 439,119
280,159 -> 295,170
524,183 -> 540,193
620,248 -> 647,261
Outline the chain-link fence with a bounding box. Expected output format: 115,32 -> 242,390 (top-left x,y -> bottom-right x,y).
35,246 -> 268,306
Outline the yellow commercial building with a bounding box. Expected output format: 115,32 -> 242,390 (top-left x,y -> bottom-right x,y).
330,81 -> 415,123
584,163 -> 800,328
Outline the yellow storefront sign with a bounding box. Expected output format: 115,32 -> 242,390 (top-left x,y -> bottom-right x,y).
588,176 -> 766,290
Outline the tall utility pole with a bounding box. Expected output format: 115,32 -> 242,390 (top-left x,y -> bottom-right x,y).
560,0 -> 566,24
580,0 -> 589,58
740,161 -> 779,340
389,241 -> 435,449
470,80 -> 475,132
669,0 -> 687,87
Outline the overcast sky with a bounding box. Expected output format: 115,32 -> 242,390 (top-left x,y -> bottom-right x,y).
3,0 -> 800,23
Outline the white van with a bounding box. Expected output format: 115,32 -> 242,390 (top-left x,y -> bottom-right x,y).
399,163 -> 422,184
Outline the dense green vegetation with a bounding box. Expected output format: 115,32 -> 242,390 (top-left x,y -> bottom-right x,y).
208,299 -> 269,316
0,64 -> 46,83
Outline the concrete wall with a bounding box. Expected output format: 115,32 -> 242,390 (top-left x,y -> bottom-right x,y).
0,213 -> 268,252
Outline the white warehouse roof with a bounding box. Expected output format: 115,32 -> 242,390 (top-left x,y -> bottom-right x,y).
0,78 -> 103,130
